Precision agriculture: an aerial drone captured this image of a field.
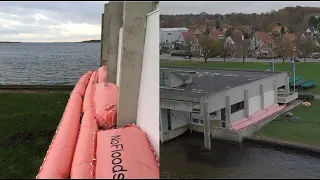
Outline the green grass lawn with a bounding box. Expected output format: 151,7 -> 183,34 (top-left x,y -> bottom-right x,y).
255,100 -> 320,147
0,93 -> 69,179
161,60 -> 320,94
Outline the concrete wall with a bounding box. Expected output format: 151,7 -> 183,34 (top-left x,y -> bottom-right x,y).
136,8 -> 159,157
264,90 -> 275,108
231,109 -> 245,121
249,95 -> 261,116
170,110 -> 190,129
206,72 -> 287,113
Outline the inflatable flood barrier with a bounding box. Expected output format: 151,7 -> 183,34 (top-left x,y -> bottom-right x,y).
97,65 -> 107,83
95,125 -> 159,179
94,82 -> 118,130
36,71 -> 92,179
37,66 -> 159,179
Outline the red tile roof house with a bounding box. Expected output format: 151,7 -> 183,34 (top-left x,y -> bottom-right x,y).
179,32 -> 199,54
210,30 -> 224,41
224,35 -> 250,57
249,31 -> 276,58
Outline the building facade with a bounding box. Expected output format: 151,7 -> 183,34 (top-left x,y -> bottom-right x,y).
160,28 -> 189,44
160,67 -> 298,148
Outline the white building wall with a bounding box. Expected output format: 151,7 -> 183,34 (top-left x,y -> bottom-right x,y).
264,90 -> 275,108
136,9 -> 159,157
231,110 -> 245,121
249,95 -> 261,116
160,28 -> 189,43
170,110 -> 190,129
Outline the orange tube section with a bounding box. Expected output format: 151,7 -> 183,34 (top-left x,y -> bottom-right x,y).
70,107 -> 98,179
94,82 -> 119,129
97,65 -> 107,83
36,93 -> 83,179
73,71 -> 93,97
36,72 -> 92,179
95,125 -> 159,179
83,71 -> 98,113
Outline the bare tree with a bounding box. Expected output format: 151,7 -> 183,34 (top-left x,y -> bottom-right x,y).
275,37 -> 295,64
296,36 -> 314,62
240,40 -> 249,63
198,35 -> 220,63
185,43 -> 193,62
219,40 -> 231,63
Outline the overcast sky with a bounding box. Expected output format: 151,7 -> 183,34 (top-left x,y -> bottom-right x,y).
160,1 -> 320,15
0,1 -> 107,42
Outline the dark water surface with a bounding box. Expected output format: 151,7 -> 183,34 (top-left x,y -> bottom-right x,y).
160,133 -> 320,179
0,43 -> 100,85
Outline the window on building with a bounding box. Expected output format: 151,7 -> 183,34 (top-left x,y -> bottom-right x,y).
192,108 -> 200,114
167,33 -> 171,35
231,101 -> 244,114
192,118 -> 199,123
167,109 -> 171,130
209,111 -> 217,116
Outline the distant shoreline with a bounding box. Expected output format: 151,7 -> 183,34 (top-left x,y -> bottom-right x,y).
78,40 -> 101,43
0,42 -> 21,43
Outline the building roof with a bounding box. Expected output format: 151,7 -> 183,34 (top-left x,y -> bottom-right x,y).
254,31 -> 274,44
210,30 -> 224,40
160,67 -> 282,100
160,28 -> 189,32
229,36 -> 243,45
181,32 -> 196,42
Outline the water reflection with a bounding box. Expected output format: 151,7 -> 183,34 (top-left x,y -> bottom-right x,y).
160,132 -> 320,179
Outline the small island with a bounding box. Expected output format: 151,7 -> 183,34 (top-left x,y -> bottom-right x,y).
78,40 -> 101,43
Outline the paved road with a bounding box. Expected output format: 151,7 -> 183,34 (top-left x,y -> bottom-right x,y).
160,54 -> 320,63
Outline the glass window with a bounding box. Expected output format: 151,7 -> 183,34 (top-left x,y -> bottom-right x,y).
231,101 -> 244,114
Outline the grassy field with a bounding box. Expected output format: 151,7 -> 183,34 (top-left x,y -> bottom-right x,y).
255,100 -> 320,147
0,93 -> 69,179
161,60 -> 320,94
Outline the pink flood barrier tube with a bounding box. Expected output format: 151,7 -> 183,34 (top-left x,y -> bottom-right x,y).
83,71 -> 98,113
97,65 -> 107,83
36,93 -> 83,179
95,125 -> 159,179
70,107 -> 98,179
94,82 -> 118,130
73,71 -> 93,97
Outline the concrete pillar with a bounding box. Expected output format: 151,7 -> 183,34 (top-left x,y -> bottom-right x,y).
100,13 -> 104,63
160,108 -> 168,143
106,2 -> 123,84
285,75 -> 290,96
260,84 -> 265,109
117,2 -> 154,127
101,4 -> 110,66
203,102 -> 211,149
274,79 -> 278,103
244,89 -> 249,118
200,96 -> 211,150
225,96 -> 231,129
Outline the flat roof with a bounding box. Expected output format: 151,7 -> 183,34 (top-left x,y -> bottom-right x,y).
160,66 -> 283,100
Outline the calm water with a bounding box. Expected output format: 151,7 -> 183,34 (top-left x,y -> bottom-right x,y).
0,43 -> 100,85
161,133 -> 320,179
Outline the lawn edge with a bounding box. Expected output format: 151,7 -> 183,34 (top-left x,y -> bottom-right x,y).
244,135 -> 320,154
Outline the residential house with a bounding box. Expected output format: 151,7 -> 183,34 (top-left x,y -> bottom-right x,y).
224,35 -> 250,57
306,27 -> 319,39
210,30 -> 224,41
249,32 -> 275,58
179,31 -> 199,53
